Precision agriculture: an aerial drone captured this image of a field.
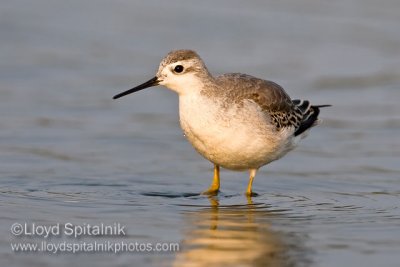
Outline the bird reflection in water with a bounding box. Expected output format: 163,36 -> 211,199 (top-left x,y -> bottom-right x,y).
174,196 -> 302,267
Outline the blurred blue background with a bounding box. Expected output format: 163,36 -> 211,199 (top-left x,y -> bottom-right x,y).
1,1 -> 399,267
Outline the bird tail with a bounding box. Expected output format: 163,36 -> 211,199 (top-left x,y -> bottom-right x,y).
292,100 -> 331,137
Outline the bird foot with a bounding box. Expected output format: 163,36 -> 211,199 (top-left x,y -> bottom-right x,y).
202,188 -> 219,196
245,191 -> 259,197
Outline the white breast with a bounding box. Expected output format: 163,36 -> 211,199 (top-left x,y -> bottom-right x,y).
178,93 -> 296,170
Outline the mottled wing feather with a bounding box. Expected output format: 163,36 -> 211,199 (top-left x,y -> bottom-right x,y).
217,73 -> 303,131
293,102 -> 331,136
292,99 -> 310,113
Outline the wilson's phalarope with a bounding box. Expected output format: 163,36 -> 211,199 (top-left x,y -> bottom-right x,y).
113,50 -> 330,196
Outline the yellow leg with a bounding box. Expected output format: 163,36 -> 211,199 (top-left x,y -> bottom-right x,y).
246,169 -> 258,196
202,164 -> 220,195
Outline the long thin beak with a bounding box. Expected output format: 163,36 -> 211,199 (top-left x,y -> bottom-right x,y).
113,76 -> 160,99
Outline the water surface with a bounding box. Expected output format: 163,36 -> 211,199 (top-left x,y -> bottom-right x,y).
1,1 -> 399,266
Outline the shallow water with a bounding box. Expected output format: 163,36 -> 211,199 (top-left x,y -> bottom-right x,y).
1,1 -> 400,266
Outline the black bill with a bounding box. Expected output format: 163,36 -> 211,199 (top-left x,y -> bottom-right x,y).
113,76 -> 160,99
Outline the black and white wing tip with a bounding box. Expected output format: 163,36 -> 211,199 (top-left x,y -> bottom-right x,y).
292,99 -> 331,136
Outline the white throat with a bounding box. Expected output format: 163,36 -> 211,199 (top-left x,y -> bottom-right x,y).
160,73 -> 206,96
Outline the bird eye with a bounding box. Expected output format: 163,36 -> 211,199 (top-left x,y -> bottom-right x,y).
174,65 -> 184,73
